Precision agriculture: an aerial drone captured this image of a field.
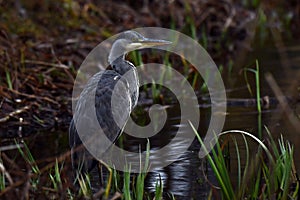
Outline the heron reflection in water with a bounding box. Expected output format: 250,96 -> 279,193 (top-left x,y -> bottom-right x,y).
69,31 -> 171,196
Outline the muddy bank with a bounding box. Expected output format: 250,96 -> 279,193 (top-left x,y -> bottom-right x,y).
0,0 -> 299,136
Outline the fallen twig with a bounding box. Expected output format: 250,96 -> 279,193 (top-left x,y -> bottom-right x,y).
24,60 -> 69,69
0,144 -> 24,151
265,73 -> 300,131
0,162 -> 14,186
21,171 -> 31,200
1,153 -> 22,172
0,149 -> 72,197
1,86 -> 59,105
0,105 -> 30,123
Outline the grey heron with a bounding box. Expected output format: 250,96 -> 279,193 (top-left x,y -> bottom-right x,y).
69,30 -> 171,196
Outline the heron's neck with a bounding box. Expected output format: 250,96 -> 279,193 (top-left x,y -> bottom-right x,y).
110,56 -> 135,75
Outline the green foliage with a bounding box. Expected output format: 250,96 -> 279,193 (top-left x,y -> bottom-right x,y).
241,0 -> 261,9
5,69 -> 12,90
123,166 -> 132,200
244,60 -> 261,113
244,60 -> 263,137
0,159 -> 6,191
130,51 -> 143,68
16,141 -> 40,175
190,122 -> 299,199
154,176 -> 163,200
49,159 -> 62,191
16,141 -> 40,191
78,174 -> 92,198
9,138 -> 165,199
257,8 -> 269,44
122,140 -> 151,200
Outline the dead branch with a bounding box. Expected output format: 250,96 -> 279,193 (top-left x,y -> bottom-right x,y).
0,105 -> 30,123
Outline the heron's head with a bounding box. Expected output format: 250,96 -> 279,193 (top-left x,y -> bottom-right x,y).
108,31 -> 171,64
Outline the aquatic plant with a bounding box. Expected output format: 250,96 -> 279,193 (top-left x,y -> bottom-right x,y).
190,122 -> 299,199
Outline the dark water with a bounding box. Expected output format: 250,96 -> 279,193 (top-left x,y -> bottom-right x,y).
1,41 -> 299,199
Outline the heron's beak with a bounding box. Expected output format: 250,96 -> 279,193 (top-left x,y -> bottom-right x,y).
128,38 -> 172,49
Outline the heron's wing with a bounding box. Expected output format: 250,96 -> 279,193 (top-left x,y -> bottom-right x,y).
69,70 -> 133,173
70,70 -> 132,150
94,70 -> 132,143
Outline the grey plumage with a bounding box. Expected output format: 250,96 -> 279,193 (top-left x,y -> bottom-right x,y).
69,31 -> 170,176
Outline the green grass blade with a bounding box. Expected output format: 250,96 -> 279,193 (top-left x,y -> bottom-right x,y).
5,69 -> 12,90
189,121 -> 234,199
232,136 -> 241,187
154,175 -> 163,200
123,165 -> 132,200
16,140 -> 40,174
